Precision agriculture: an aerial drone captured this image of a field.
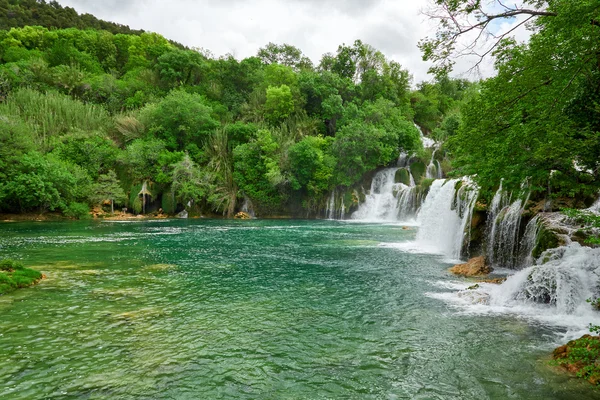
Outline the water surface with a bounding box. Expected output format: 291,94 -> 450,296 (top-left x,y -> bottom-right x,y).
0,220 -> 596,399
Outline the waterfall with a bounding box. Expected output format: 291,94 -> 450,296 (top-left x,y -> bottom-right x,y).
352,168 -> 404,221
588,195 -> 600,213
489,244 -> 600,320
415,178 -> 479,259
425,151 -> 443,180
351,168 -> 422,222
241,196 -> 255,218
486,181 -> 532,269
518,215 -> 542,268
326,191 -> 336,220
415,123 -> 436,149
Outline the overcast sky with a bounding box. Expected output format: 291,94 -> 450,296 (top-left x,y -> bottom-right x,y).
58,0 -> 531,84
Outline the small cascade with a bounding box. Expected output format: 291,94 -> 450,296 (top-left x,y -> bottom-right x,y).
588,195 -> 600,213
425,151 -> 443,179
326,191 -> 336,220
241,196 -> 255,218
397,152 -> 409,168
486,181 -> 531,269
489,243 -> 600,318
352,168 -> 405,221
518,215 -> 542,268
415,178 -> 479,259
340,201 -> 345,220
396,186 -> 421,221
414,123 -> 436,149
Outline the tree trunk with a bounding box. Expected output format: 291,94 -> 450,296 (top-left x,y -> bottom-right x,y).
111,199 -> 114,214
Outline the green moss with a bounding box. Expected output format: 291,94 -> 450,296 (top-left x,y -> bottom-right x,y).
161,191 -> 176,214
409,162 -> 426,185
0,259 -> 25,271
395,168 -> 411,186
532,227 -> 560,260
0,260 -> 42,295
420,178 -> 435,192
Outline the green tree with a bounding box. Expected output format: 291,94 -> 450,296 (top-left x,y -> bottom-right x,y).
264,85 -> 294,125
90,170 -> 126,213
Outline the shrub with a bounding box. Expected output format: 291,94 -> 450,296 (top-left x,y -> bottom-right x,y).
63,202 -> 91,219
0,259 -> 25,271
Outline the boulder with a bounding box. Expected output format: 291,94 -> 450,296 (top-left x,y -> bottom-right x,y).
449,256 -> 492,276
234,212 -> 252,220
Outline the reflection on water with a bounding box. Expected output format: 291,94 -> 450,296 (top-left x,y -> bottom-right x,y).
0,220 -> 596,399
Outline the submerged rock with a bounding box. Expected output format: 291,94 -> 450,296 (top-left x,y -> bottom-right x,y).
449,256 -> 492,276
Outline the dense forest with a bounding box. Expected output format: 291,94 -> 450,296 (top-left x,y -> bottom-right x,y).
0,0 -> 598,219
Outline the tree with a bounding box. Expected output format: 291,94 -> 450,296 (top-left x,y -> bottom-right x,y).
140,89 -> 219,151
257,42 -> 313,71
420,0 -> 560,75
90,170 -> 126,213
264,85 -> 294,125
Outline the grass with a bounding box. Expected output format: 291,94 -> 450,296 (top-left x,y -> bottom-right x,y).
0,259 -> 43,295
0,88 -> 110,151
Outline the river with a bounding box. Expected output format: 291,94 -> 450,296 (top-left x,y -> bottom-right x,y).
0,219 -> 597,399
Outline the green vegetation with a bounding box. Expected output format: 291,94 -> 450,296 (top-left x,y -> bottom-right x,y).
553,333 -> 600,386
0,259 -> 42,294
422,0 -> 600,202
562,208 -> 600,245
0,7 -> 449,217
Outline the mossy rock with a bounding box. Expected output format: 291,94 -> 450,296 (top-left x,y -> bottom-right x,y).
395,168 -> 412,186
409,162 -> 426,185
532,226 -> 560,260
0,259 -> 43,295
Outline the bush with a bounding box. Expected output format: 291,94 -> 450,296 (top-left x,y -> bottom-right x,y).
0,259 -> 24,271
63,202 -> 90,219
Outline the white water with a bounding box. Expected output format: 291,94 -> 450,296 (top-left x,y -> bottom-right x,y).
241,196 -> 255,218
326,191 -> 336,220
415,123 -> 436,149
425,151 -> 443,179
431,244 -> 600,336
414,178 -> 479,260
352,168 -> 413,222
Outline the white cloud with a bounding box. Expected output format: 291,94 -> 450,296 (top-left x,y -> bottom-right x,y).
58,0 -> 533,84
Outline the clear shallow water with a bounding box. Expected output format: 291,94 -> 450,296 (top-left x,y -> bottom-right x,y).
0,219 -> 597,399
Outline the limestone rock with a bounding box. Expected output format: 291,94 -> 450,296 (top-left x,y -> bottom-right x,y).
449,256 -> 492,276
234,212 -> 252,220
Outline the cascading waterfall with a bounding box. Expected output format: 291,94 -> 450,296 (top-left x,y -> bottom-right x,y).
486,181 -> 531,269
351,166 -> 425,222
326,190 -> 336,220
415,178 -> 479,259
352,168 -> 405,221
425,151 -> 443,179
241,196 -> 255,218
482,244 -> 600,327
518,215 -> 542,268
415,123 -> 436,149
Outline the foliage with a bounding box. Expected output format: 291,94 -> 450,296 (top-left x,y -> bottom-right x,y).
554,334 -> 600,386
562,208 -> 600,244
90,170 -> 127,212
62,201 -> 90,219
436,0 -> 600,200
0,258 -> 42,295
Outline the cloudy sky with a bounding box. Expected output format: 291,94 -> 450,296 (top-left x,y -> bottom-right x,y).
58,0 -> 531,84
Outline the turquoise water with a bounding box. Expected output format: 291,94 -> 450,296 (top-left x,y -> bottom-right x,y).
0,219 -> 596,399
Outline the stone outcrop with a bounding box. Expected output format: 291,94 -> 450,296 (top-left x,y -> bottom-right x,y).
234,212 -> 252,219
449,256 -> 492,276
553,334 -> 600,386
